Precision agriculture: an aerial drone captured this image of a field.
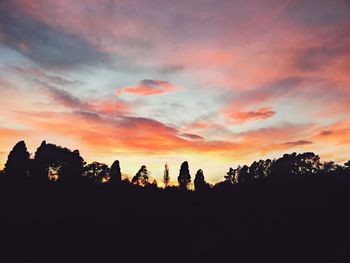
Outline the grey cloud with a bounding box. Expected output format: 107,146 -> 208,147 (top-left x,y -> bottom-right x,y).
180,133 -> 204,140
36,80 -> 90,110
159,64 -> 185,74
73,111 -> 102,121
140,79 -> 170,87
282,140 -> 313,146
0,3 -> 109,68
319,130 -> 333,136
296,42 -> 350,71
118,116 -> 178,132
8,66 -> 83,86
222,76 -> 305,107
286,0 -> 350,27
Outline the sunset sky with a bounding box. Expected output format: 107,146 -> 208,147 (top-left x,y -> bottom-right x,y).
0,0 -> 350,183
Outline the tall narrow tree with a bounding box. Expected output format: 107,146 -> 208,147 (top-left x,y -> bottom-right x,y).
110,160 -> 122,186
178,161 -> 191,190
163,163 -> 170,188
194,169 -> 208,191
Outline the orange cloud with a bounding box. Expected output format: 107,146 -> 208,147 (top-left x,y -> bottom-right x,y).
315,121 -> 350,145
226,107 -> 276,124
12,108 -> 318,163
116,79 -> 176,96
92,101 -> 130,115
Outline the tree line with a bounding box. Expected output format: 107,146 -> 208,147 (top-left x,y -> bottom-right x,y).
2,140 -> 350,190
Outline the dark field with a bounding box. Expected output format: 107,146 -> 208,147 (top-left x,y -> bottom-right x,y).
1,176 -> 350,263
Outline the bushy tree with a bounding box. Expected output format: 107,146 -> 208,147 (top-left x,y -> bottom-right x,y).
33,141 -> 84,183
296,152 -> 320,175
270,152 -> 321,179
178,161 -> 191,190
4,141 -> 30,179
84,162 -> 110,183
250,159 -> 272,180
320,161 -> 340,175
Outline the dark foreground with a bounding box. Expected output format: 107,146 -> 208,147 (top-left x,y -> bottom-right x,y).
1,176 -> 350,263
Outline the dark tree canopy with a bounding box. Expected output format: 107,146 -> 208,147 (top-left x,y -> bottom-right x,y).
33,141 -> 85,183
84,162 -> 110,183
270,152 -> 320,179
4,141 -> 30,179
237,165 -> 252,183
110,160 -> 122,186
223,152 -> 325,185
249,159 -> 272,180
178,161 -> 191,190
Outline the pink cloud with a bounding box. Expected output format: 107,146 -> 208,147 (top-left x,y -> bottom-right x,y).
116,79 -> 176,96
227,107 -> 276,124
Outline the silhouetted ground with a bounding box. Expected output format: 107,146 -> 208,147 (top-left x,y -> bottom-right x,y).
1,176 -> 350,262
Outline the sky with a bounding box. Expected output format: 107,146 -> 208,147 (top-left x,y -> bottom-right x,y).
0,0 -> 350,184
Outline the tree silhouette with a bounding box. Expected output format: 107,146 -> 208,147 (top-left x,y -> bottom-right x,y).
270,152 -> 321,179
194,169 -> 209,191
249,159 -> 272,180
4,139 -> 350,192
178,161 -> 191,190
84,162 -> 110,183
163,163 -> 170,188
33,141 -> 85,183
345,161 -> 350,174
237,165 -> 253,183
110,160 -> 122,186
4,141 -> 30,179
296,152 -> 320,175
224,167 -> 236,184
225,166 -> 245,184
132,165 -> 149,186
320,161 -> 340,175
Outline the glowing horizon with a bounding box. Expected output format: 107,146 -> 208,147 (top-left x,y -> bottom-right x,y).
1,0 -> 350,183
